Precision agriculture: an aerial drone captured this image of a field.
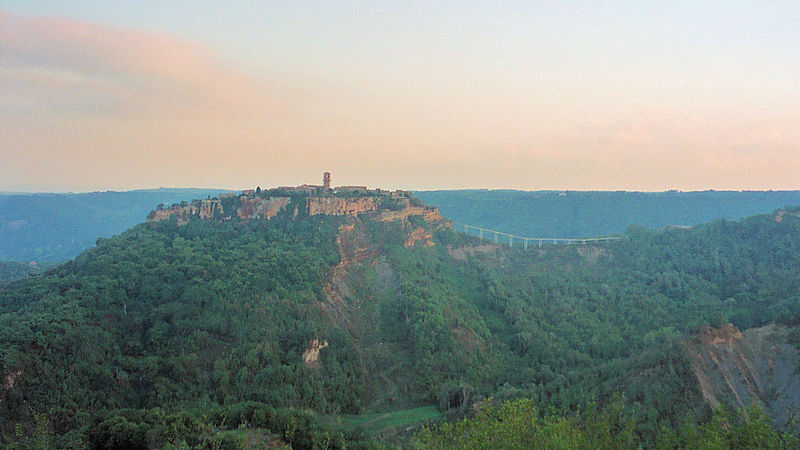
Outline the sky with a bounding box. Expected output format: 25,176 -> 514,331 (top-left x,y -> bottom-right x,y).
2,1 -> 799,192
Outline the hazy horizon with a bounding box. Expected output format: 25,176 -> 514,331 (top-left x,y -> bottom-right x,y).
6,185 -> 800,195
3,2 -> 799,192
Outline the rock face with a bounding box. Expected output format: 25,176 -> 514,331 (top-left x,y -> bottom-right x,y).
405,227 -> 434,247
774,210 -> 800,222
690,323 -> 800,427
379,205 -> 444,224
302,339 -> 329,369
307,197 -> 380,216
147,190 -> 450,234
4,370 -> 21,390
337,223 -> 381,265
147,199 -> 224,225
148,197 -> 292,224
1,370 -> 22,404
237,197 -> 290,220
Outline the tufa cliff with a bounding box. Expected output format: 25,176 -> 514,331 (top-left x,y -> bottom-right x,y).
147,184 -> 444,226
302,339 -> 329,369
307,197 -> 380,216
690,323 -> 800,427
147,199 -> 224,224
238,196 -> 291,219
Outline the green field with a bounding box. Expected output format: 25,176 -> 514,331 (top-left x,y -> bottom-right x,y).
340,406 -> 442,436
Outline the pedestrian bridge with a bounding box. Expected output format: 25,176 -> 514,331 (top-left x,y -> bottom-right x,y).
453,223 -> 623,249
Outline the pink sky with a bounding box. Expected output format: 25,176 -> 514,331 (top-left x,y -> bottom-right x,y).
2,7 -> 799,192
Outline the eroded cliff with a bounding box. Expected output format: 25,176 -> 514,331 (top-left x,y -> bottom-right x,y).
237,197 -> 290,220
146,199 -> 224,225
147,188 -> 448,232
307,197 -> 380,216
690,323 -> 800,427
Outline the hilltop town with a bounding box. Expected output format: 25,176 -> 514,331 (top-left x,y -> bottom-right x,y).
147,172 -> 439,225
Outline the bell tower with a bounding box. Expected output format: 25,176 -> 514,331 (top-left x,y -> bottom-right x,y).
323,172 -> 331,190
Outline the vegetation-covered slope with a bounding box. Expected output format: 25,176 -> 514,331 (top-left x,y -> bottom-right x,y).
413,397 -> 799,449
0,262 -> 44,285
3,198 -> 800,448
0,212 -> 366,447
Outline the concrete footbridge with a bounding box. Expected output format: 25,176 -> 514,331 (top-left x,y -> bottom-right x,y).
453,223 -> 623,249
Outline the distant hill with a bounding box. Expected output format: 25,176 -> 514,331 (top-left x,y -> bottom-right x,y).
414,190 -> 800,238
0,188 -> 230,262
4,189 -> 800,263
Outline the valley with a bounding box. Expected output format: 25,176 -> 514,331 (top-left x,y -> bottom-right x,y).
3,187 -> 800,448
5,3 -> 798,448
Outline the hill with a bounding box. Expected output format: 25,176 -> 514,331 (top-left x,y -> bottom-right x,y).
3,188 -> 800,264
414,189 -> 800,238
0,188 -> 230,263
3,188 -> 800,448
0,188 -> 450,448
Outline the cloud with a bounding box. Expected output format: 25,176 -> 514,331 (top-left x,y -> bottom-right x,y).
0,11 -> 441,192
0,11 -> 312,192
0,11 -> 277,120
1,11 -> 798,192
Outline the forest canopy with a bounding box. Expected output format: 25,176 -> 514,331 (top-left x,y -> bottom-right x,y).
3,203 -> 800,447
